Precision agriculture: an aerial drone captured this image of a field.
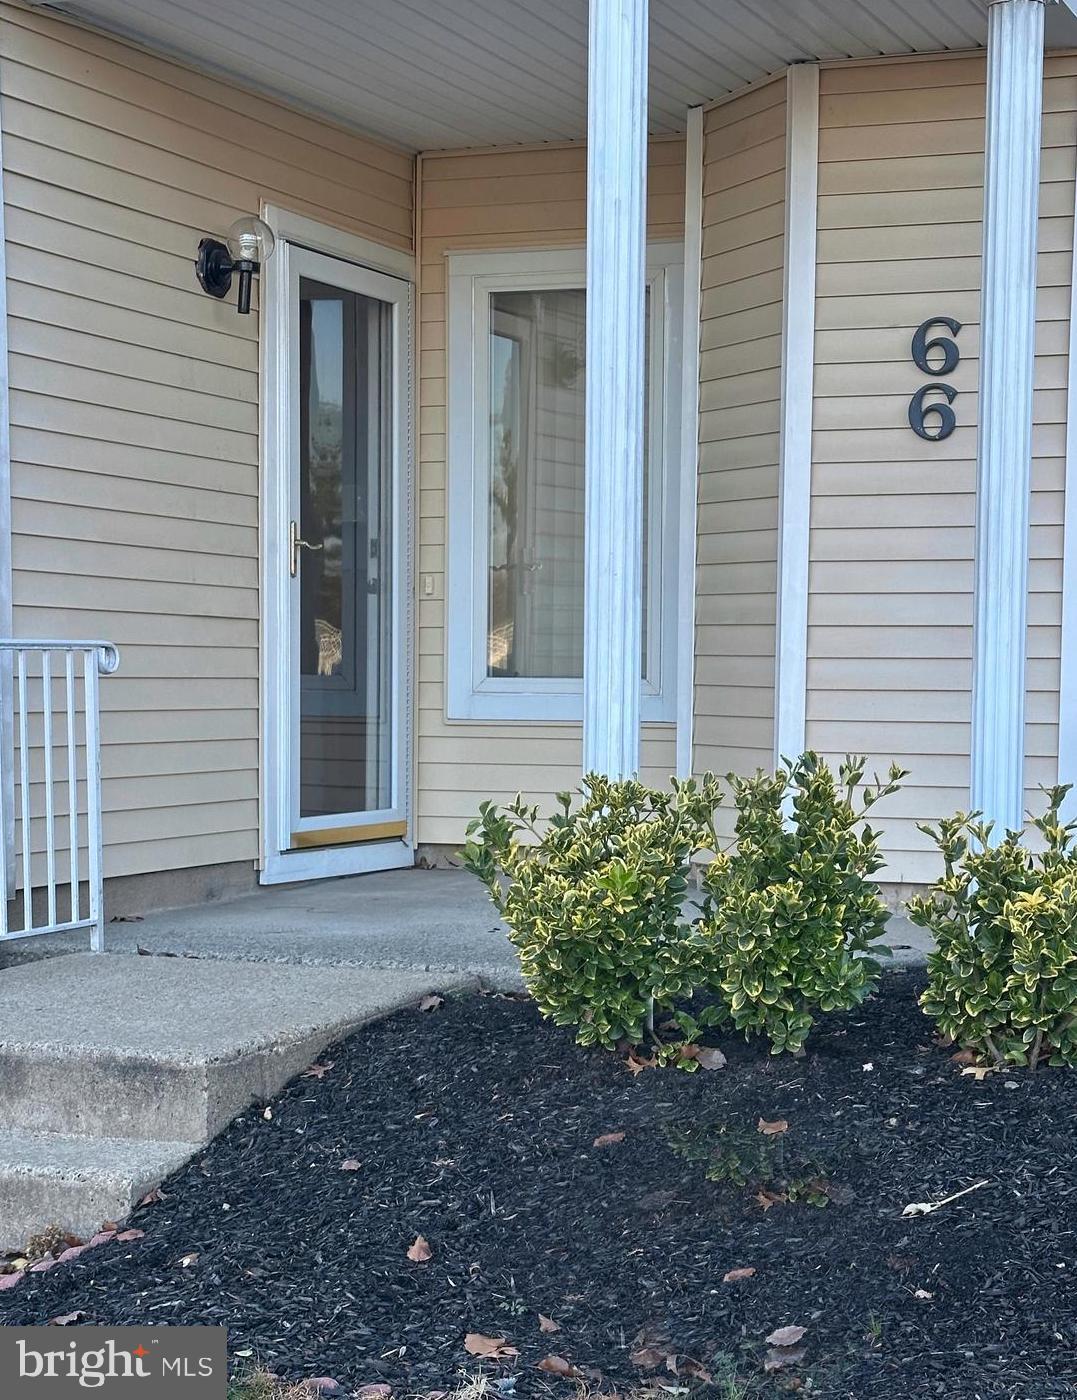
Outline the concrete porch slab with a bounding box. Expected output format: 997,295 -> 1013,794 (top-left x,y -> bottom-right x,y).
99,868 -> 932,972
101,868 -> 526,988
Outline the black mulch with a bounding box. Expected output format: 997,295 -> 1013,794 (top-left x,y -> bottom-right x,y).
3,972 -> 1076,1400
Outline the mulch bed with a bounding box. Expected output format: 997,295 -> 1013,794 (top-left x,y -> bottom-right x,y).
2,972 -> 1075,1400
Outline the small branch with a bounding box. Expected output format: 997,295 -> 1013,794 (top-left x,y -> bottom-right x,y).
983,1034 -> 1004,1067
1029,1028 -> 1044,1073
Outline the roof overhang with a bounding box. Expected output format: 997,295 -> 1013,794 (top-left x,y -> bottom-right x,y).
25,0 -> 1077,151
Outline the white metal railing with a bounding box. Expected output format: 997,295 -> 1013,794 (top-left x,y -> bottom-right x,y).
1,640 -> 119,951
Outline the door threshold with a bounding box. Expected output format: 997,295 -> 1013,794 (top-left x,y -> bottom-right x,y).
260,839 -> 414,886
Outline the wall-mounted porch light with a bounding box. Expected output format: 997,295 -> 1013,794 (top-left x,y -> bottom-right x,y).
195,215 -> 275,314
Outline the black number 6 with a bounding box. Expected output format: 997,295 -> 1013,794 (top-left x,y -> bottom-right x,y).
911,317 -> 962,376
908,383 -> 957,442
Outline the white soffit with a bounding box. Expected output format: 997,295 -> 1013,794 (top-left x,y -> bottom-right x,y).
29,0 -> 1074,151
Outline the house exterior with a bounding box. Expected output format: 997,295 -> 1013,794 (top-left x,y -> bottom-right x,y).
2,0 -> 1076,926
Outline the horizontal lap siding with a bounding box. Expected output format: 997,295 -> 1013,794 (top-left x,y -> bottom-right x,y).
1,0 -> 413,878
1032,56 -> 1077,827
695,80 -> 785,836
417,140 -> 684,845
808,56 -> 1072,884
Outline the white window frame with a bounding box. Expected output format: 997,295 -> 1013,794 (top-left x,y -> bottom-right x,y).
446,243 -> 683,723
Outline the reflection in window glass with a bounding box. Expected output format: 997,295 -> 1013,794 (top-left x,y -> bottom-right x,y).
298,277 -> 393,818
487,289 -> 649,682
488,289 -> 585,679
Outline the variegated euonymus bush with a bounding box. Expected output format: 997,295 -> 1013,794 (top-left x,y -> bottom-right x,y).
460,773 -> 723,1050
909,787 -> 1077,1070
694,753 -> 906,1055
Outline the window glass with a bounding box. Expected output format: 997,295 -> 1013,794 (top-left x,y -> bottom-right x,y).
297,277 -> 393,818
486,289 -> 648,681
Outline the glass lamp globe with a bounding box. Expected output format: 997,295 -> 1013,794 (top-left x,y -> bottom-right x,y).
226,215 -> 275,267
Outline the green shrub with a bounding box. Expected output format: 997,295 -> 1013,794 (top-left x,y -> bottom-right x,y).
459,773 -> 723,1050
694,753 -> 905,1055
910,787 -> 1077,1069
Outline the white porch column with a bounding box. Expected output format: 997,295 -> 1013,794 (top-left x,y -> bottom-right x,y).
582,0 -> 648,777
971,0 -> 1046,832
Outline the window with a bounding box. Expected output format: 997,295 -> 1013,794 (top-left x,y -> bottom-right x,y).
446,245 -> 683,722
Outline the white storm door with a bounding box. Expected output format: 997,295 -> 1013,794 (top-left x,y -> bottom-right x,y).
265,240 -> 412,880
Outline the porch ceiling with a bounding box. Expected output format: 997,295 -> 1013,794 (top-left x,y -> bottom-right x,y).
32,0 -> 1077,150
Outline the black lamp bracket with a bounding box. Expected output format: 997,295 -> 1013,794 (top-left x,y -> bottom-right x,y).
195,238 -> 260,314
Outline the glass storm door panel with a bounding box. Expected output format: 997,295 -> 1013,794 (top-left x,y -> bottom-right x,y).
288,249 -> 406,845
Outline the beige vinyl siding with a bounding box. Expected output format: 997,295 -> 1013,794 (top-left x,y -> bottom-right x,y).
2,0 -> 413,879
416,140 -> 684,846
694,78 -> 786,833
808,54 -> 1072,884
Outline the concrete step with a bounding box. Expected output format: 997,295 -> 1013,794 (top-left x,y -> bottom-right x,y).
0,953 -> 474,1142
0,952 -> 472,1247
0,1130 -> 198,1247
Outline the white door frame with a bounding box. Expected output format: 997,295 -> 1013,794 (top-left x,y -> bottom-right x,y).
260,206 -> 415,884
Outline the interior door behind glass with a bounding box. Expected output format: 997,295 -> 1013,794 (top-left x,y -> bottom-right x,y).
297,276 -> 393,820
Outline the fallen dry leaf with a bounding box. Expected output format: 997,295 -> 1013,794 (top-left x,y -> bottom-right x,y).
679,1044 -> 727,1071
722,1266 -> 756,1284
177,1252 -> 199,1269
629,1346 -> 669,1371
766,1325 -> 807,1348
419,994 -> 445,1012
960,1065 -> 995,1082
593,1131 -> 625,1148
463,1333 -> 518,1360
302,1061 -> 335,1080
0,1273 -> 23,1292
137,1187 -> 165,1207
756,1189 -> 786,1211
764,1346 -> 806,1373
950,1048 -> 978,1066
341,1159 -> 362,1172
813,1177 -> 856,1206
625,1052 -> 657,1077
355,1387 -> 393,1400
116,1229 -> 145,1243
538,1314 -> 561,1334
407,1235 -> 433,1262
536,1355 -> 580,1378
758,1118 -> 789,1136
47,1310 -> 85,1326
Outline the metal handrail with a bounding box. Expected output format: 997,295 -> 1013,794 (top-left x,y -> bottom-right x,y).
0,639 -> 120,952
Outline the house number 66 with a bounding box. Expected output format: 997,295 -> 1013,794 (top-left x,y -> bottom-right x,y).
908,316 -> 962,442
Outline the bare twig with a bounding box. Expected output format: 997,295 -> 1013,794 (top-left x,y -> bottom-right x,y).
902,1179 -> 990,1218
